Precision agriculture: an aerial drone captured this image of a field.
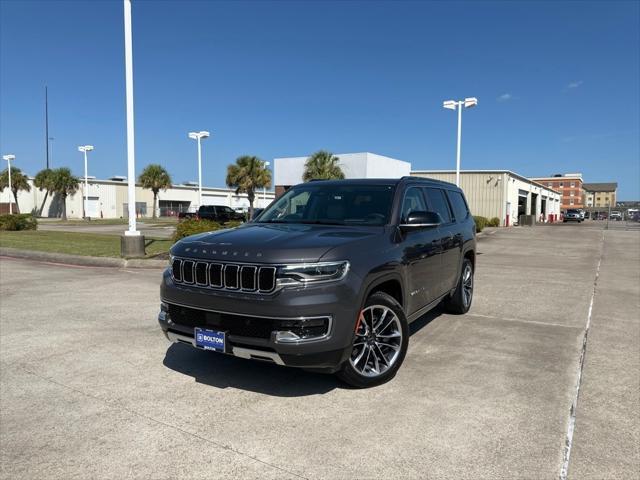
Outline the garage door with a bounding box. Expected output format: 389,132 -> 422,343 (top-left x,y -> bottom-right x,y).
86,198 -> 100,218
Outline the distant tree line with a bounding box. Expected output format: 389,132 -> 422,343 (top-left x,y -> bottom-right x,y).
1,149 -> 344,220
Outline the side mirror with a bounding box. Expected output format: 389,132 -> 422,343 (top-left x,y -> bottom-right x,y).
399,211 -> 441,231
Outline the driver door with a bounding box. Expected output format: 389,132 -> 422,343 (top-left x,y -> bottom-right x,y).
399,187 -> 443,316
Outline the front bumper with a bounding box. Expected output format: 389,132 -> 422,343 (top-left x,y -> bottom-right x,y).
159,268 -> 362,371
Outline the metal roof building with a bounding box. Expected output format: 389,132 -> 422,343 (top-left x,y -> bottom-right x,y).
411,170 -> 562,226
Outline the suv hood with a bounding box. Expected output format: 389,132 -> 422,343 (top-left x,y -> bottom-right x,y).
171,223 -> 381,263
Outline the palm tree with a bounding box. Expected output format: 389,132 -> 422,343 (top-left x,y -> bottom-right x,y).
50,168 -> 79,221
0,166 -> 31,213
34,168 -> 55,217
138,164 -> 172,219
226,156 -> 271,219
302,150 -> 344,182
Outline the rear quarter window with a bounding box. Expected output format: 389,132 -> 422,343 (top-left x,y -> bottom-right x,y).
447,190 -> 470,222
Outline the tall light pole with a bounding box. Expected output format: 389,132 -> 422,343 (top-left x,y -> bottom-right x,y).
78,145 -> 94,219
263,161 -> 270,203
121,0 -> 145,256
2,155 -> 15,214
443,97 -> 478,187
49,137 -> 55,167
188,131 -> 210,207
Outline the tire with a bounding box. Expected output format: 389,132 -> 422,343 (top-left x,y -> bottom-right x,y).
444,258 -> 474,314
337,291 -> 409,388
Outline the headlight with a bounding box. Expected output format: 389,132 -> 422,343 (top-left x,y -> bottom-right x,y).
276,261 -> 349,287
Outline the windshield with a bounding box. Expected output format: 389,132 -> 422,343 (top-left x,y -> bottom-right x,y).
257,184 -> 395,226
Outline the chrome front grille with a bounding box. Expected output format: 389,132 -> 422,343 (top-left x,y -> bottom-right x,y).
171,258 -> 277,293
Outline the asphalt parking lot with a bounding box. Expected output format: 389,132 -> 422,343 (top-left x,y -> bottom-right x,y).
1,224 -> 638,479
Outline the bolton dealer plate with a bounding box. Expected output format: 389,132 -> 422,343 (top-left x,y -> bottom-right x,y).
194,327 -> 226,352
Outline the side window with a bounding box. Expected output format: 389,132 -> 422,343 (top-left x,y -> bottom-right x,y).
401,187 -> 427,222
446,190 -> 470,222
424,187 -> 452,224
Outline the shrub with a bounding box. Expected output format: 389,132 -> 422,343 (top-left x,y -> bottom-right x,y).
473,215 -> 488,233
173,219 -> 222,242
0,214 -> 38,231
224,220 -> 243,229
488,217 -> 501,227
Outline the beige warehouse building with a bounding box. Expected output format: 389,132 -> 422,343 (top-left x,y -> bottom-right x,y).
411,170 -> 562,226
0,176 -> 275,219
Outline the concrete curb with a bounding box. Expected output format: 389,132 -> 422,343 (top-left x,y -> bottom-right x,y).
476,227 -> 499,238
2,229 -> 501,269
0,247 -> 167,269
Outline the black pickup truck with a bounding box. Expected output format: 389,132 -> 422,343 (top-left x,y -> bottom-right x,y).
178,205 -> 245,223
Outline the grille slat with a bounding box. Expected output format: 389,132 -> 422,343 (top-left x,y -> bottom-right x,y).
258,267 -> 276,292
182,260 -> 195,284
224,265 -> 239,289
195,262 -> 208,285
241,266 -> 257,291
172,259 -> 183,282
172,258 -> 275,293
208,263 -> 223,288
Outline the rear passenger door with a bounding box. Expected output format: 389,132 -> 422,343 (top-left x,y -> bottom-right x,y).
423,187 -> 462,294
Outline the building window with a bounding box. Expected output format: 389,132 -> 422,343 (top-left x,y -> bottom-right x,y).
548,183 -> 552,187
559,182 -> 564,187
597,197 -> 601,201
570,199 -> 574,205
570,182 -> 575,187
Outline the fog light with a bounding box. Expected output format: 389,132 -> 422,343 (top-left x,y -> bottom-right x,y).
275,331 -> 302,342
274,317 -> 330,343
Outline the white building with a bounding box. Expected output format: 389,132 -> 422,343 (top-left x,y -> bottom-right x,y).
274,152 -> 411,195
411,170 -> 562,225
0,176 -> 275,219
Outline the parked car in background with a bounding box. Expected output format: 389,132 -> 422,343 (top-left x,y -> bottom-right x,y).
178,205 -> 245,223
563,209 -> 583,222
609,211 -> 623,221
159,177 -> 477,387
578,209 -> 585,220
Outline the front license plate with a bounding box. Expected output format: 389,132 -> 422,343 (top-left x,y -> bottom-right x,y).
194,327 -> 226,352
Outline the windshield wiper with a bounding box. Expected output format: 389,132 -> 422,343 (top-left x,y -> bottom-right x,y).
298,220 -> 345,225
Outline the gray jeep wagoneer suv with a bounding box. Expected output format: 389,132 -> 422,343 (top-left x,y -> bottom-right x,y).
159,177 -> 476,387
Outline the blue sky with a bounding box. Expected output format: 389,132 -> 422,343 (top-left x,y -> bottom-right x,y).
1,0 -> 638,198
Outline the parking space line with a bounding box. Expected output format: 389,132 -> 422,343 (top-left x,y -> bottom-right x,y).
560,229 -> 605,480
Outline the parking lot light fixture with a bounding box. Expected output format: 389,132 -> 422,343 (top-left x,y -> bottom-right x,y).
78,145 -> 94,219
188,131 -> 210,208
442,97 -> 478,187
2,154 -> 15,214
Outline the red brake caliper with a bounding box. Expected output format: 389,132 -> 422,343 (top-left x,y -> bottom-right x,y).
355,310 -> 364,333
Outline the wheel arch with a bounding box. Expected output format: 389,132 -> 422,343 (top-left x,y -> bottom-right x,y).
361,273 -> 405,310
